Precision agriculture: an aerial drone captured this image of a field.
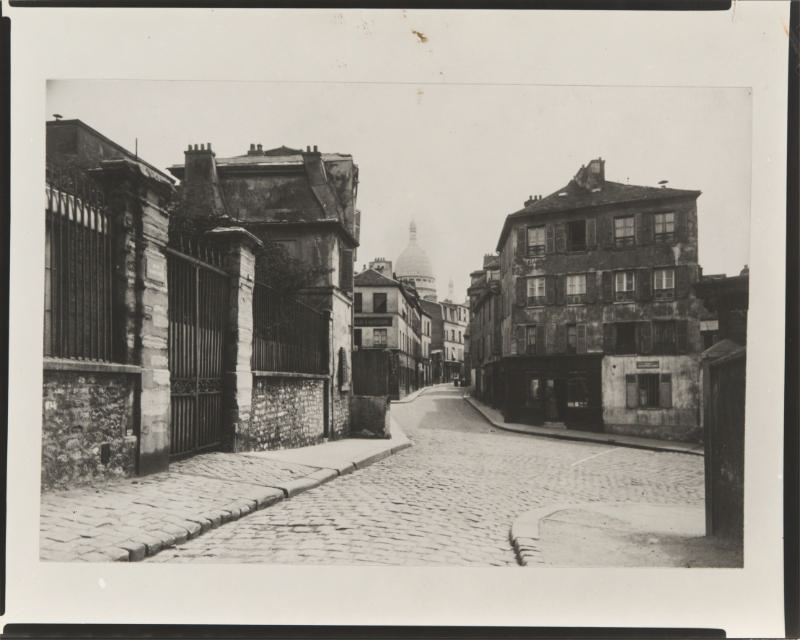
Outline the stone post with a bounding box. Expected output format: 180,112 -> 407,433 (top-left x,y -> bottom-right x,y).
209,227 -> 263,452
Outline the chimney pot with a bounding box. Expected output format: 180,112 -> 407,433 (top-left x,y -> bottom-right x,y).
313,145 -> 318,152
250,144 -> 256,151
207,143 -> 212,151
200,143 -> 205,151
306,145 -> 311,152
187,144 -> 192,151
257,143 -> 262,151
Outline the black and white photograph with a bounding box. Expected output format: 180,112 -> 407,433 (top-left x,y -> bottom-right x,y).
6,4 -> 790,637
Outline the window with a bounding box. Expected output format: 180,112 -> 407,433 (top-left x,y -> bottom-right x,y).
567,377 -> 589,408
374,328 -> 387,347
567,220 -> 587,251
566,324 -> 577,354
653,268 -> 675,299
615,271 -> 636,302
527,276 -> 546,306
626,373 -> 672,409
525,325 -> 537,354
354,329 -> 362,347
654,212 -> 675,243
354,292 -> 362,313
566,274 -> 586,304
527,225 -> 546,256
653,320 -> 676,354
616,322 -> 637,354
614,216 -> 635,247
373,292 -> 387,313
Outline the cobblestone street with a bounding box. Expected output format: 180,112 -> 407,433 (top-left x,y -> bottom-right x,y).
148,385 -> 705,565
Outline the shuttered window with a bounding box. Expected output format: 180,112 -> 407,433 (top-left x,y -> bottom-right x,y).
654,212 -> 675,243
654,268 -> 675,299
527,276 -> 546,306
614,216 -> 635,247
625,373 -> 673,408
527,226 -> 546,256
615,271 -> 636,301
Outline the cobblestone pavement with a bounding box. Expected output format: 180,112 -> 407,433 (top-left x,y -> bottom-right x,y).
148,385 -> 704,566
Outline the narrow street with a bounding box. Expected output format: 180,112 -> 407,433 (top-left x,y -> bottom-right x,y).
148,385 -> 705,566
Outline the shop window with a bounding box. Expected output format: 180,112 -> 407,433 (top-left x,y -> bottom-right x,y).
567,220 -> 587,251
374,328 -> 387,347
567,377 -> 589,408
614,216 -> 635,247
527,276 -> 546,306
626,373 -> 672,408
373,292 -> 387,313
527,225 -> 546,256
616,322 -> 637,354
615,271 -> 635,302
655,212 -> 675,243
653,268 -> 675,300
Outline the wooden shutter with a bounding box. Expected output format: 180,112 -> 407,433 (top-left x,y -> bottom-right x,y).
586,271 -> 598,303
515,325 -> 525,356
676,265 -> 691,298
516,227 -> 527,259
676,207 -> 691,244
546,224 -> 555,254
637,321 -> 652,354
586,218 -> 597,249
603,323 -> 616,354
556,324 -> 567,354
340,249 -> 354,292
637,268 -> 653,301
536,325 -> 546,355
602,270 -> 613,303
546,324 -> 556,354
577,324 -> 587,354
659,373 -> 673,408
545,275 -> 556,305
626,374 -> 638,408
637,212 -> 654,245
676,319 -> 689,353
555,275 -> 566,305
599,216 -> 613,249
515,276 -> 527,307
555,223 -> 567,253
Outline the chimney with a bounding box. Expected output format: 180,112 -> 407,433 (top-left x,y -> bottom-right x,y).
525,195 -> 535,207
184,141 -> 218,184
574,157 -> 605,191
247,143 -> 264,156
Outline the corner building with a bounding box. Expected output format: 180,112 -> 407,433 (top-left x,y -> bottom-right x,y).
496,158 -> 704,442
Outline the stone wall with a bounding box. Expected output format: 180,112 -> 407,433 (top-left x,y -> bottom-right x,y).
42,369 -> 138,490
242,375 -> 326,451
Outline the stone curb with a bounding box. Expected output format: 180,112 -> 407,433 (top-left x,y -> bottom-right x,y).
59,433 -> 413,563
463,396 -> 703,456
390,385 -> 432,404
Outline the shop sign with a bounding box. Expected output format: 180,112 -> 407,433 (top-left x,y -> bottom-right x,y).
636,360 -> 659,369
355,316 -> 393,327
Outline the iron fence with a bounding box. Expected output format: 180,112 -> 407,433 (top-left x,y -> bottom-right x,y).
252,282 -> 328,374
44,163 -> 114,361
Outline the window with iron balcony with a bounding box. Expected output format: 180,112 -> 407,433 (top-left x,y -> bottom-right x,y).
527,276 -> 546,306
566,273 -> 586,305
614,216 -> 635,248
653,267 -> 675,300
615,270 -> 636,302
654,212 -> 675,243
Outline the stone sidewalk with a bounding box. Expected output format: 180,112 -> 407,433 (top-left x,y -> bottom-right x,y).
40,425 -> 411,562
463,394 -> 704,456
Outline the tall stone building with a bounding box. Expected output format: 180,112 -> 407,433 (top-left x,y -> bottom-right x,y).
492,158 -> 704,441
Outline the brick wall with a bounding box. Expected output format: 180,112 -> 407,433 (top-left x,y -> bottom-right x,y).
42,369 -> 137,490
243,376 -> 326,451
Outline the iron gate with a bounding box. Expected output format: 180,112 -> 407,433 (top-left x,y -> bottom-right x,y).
167,247 -> 229,458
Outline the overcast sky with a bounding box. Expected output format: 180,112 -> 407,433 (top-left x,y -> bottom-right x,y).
47,79 -> 751,302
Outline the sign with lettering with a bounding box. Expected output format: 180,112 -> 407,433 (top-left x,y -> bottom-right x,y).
355,316 -> 393,327
145,256 -> 165,283
636,360 -> 660,369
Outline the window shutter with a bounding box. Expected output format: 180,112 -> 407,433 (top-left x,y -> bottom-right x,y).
515,277 -> 527,307
555,275 -> 566,305
676,208 -> 689,244
676,319 -> 689,353
599,216 -> 613,249
515,325 -> 525,356
546,224 -> 555,254
637,212 -> 654,245
556,324 -> 567,354
516,227 -> 527,259
536,325 -> 546,355
555,223 -> 566,253
577,324 -> 587,353
585,271 -> 598,303
586,218 -> 597,249
603,323 -> 616,354
340,249 -> 354,292
659,373 -> 673,408
676,265 -> 691,298
545,275 -> 556,305
546,324 -> 556,354
637,321 -> 652,354
626,374 -> 638,408
637,268 -> 652,301
602,270 -> 613,302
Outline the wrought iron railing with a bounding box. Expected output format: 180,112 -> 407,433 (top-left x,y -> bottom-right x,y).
252,282 -> 328,374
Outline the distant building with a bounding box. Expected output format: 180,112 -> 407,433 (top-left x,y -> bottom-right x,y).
490,157 -> 704,441
396,220 -> 437,301
467,254 -> 502,404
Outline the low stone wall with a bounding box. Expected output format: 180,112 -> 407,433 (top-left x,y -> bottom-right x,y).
350,395 -> 391,438
331,386 -> 351,440
604,419 -> 702,443
42,369 -> 138,491
242,375 -> 326,451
